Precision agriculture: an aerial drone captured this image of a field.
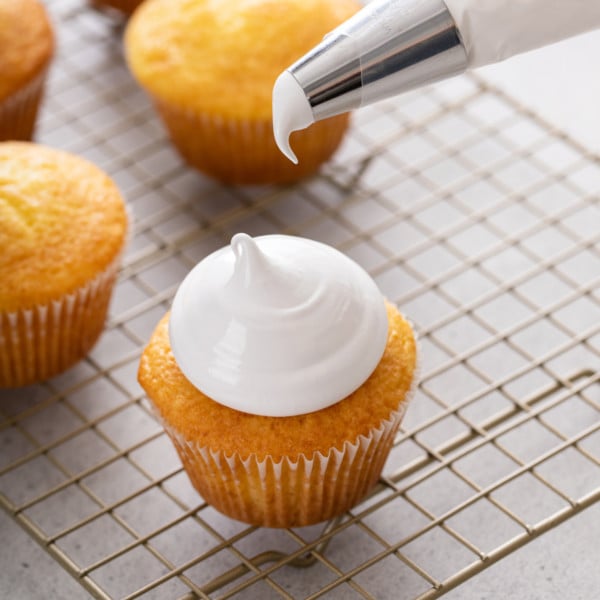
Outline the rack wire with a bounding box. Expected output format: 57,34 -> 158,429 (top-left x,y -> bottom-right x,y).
1,1 -> 599,598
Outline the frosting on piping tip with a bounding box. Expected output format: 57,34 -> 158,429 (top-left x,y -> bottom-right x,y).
169,233 -> 389,417
272,70 -> 314,164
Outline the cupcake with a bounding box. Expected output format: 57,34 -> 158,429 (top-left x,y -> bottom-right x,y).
0,142 -> 128,388
138,234 -> 418,527
124,0 -> 360,184
0,0 -> 54,141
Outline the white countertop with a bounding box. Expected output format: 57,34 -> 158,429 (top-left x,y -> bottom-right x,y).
476,29 -> 600,156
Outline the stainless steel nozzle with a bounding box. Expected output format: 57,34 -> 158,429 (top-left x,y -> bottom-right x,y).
287,0 -> 468,122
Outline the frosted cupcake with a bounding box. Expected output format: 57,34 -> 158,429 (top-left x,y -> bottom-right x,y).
124,0 -> 360,184
138,234 -> 417,527
0,143 -> 128,387
0,0 -> 54,141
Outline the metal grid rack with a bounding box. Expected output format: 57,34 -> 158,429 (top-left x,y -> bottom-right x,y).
1,1 -> 599,598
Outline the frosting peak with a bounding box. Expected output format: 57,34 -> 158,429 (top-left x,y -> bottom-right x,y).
227,233 -> 310,312
169,234 -> 388,417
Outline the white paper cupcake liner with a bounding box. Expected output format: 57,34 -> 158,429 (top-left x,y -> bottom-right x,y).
0,67 -> 49,141
162,404 -> 406,527
0,254 -> 121,388
153,100 -> 349,184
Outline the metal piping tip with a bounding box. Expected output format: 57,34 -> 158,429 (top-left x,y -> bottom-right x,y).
287,30 -> 362,123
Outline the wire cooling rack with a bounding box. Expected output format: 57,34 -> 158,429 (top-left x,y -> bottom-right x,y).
1,1 -> 600,599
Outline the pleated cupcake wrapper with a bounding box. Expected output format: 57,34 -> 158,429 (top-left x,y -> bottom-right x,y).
156,400 -> 407,528
0,254 -> 121,388
0,67 -> 49,141
153,100 -> 349,184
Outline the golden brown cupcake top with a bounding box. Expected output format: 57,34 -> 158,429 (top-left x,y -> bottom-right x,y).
0,142 -> 128,312
0,0 -> 54,101
125,0 -> 360,121
138,302 -> 417,460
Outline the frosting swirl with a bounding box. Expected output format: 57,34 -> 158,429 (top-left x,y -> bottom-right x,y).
169,233 -> 388,417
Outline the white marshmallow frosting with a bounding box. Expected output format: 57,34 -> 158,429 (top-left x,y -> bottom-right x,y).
169,233 -> 389,417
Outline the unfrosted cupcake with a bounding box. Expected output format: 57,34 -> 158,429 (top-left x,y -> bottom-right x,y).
0,143 -> 128,388
138,234 -> 418,527
0,0 -> 54,141
124,0 -> 360,184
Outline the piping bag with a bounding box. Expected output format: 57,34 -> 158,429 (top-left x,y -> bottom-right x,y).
273,0 -> 600,163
